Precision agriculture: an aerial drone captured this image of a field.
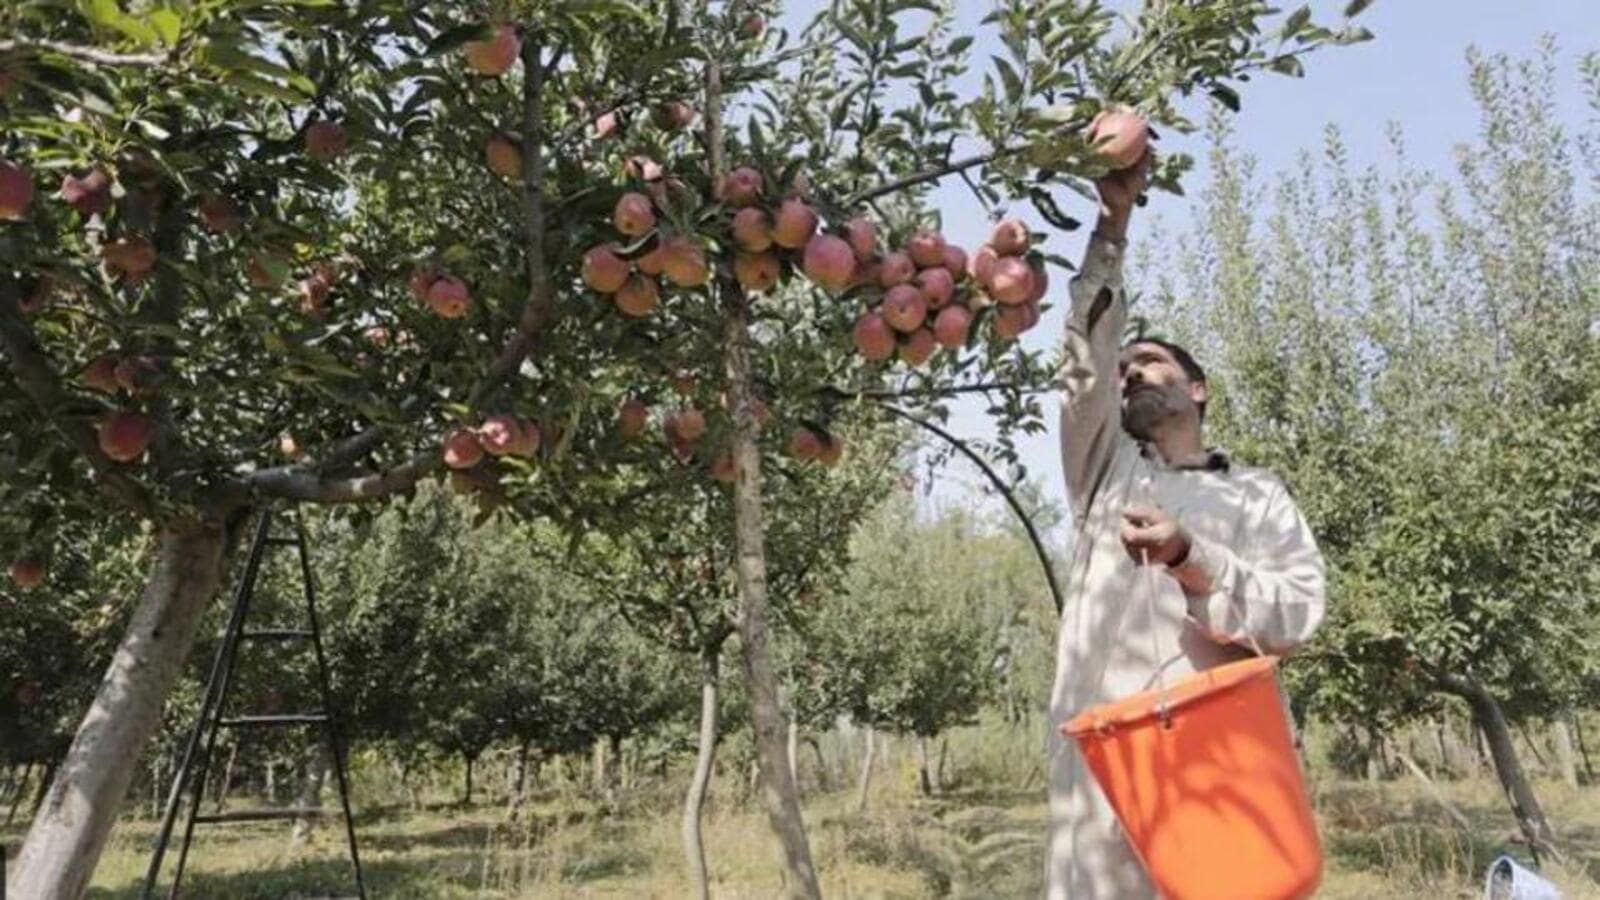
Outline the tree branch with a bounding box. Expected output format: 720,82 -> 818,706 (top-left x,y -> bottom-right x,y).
877,403 -> 1065,614
469,37 -> 554,407
821,381 -> 1040,401
242,450 -> 437,504
846,147 -> 1017,207
0,280 -> 157,517
0,39 -> 169,67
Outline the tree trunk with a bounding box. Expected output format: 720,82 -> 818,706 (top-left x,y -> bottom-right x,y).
592,741 -> 606,796
787,718 -> 800,794
213,740 -> 239,814
917,736 -> 933,797
265,758 -> 278,806
807,738 -> 831,793
608,734 -> 622,803
1436,671 -> 1561,859
11,519 -> 232,899
291,745 -> 329,847
1572,712 -> 1595,783
708,54 -> 820,900
856,727 -> 876,814
683,647 -> 720,900
462,752 -> 476,807
508,739 -> 532,821
1551,716 -> 1580,790
936,735 -> 949,793
6,763 -> 33,825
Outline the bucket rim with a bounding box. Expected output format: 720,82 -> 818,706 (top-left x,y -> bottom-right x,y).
1060,655 -> 1282,738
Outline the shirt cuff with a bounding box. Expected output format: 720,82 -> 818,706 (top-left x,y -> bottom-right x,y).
1170,532 -> 1223,598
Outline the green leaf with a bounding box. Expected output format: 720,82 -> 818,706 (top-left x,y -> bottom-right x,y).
149,8 -> 182,47
1284,5 -> 1311,37
992,56 -> 1023,104
1343,0 -> 1375,17
1208,83 -> 1241,112
425,23 -> 491,58
1267,55 -> 1305,77
948,36 -> 974,56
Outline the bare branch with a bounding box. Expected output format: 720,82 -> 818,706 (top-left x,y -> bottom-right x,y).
846,148 -> 1016,207
822,381 -> 1041,401
0,39 -> 169,67
878,403 -> 1065,614
244,450 -> 437,504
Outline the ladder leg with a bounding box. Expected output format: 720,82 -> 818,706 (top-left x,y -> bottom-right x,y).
142,511 -> 272,899
294,510 -> 368,900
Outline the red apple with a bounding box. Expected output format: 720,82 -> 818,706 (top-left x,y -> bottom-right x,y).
464,24 -> 521,77
731,207 -> 773,252
60,168 -> 111,217
426,275 -> 470,319
618,398 -> 649,439
614,274 -> 661,317
844,217 -> 878,261
989,219 -> 1030,256
582,244 -> 630,293
613,192 -> 656,237
305,120 -> 347,162
882,284 -> 928,332
9,558 -> 44,589
720,167 -> 764,207
802,234 -> 855,293
899,328 -> 937,367
853,312 -> 895,361
1088,107 -> 1150,169
98,410 -> 155,463
933,305 -> 973,349
0,159 -> 34,221
441,428 -> 484,469
734,251 -> 781,293
485,134 -> 522,179
988,256 -> 1034,305
905,230 -> 947,268
771,198 -> 818,249
878,252 -> 915,288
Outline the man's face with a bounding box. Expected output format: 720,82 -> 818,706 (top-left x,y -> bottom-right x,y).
1118,341 -> 1207,440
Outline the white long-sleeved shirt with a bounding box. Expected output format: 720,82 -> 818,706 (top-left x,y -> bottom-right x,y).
1045,235 -> 1327,899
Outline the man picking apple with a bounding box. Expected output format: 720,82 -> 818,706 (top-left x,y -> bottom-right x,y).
1046,115 -> 1328,898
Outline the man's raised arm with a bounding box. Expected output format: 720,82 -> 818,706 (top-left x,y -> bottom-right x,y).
1058,157 -> 1145,518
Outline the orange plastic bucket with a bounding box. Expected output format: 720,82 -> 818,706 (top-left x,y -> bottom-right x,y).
1061,656 -> 1322,900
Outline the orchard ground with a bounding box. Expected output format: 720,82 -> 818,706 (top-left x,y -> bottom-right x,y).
7,717 -> 1597,899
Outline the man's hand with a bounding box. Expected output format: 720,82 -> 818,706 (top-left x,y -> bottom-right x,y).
1121,505 -> 1190,567
1094,149 -> 1151,240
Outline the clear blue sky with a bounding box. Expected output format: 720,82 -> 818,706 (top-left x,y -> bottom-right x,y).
787,1 -> 1597,530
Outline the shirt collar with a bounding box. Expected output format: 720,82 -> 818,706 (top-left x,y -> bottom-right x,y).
1139,443 -> 1231,473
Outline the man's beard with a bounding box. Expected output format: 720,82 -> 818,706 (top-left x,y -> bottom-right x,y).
1121,385 -> 1188,441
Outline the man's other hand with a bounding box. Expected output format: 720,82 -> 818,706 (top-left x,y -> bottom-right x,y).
1121,505 -> 1190,567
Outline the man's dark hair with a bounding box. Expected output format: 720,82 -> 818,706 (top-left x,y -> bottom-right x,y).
1125,336 -> 1208,421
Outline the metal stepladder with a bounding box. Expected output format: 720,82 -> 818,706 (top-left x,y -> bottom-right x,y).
142,507 -> 367,899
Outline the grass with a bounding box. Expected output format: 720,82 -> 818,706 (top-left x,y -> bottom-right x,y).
5,723 -> 1600,898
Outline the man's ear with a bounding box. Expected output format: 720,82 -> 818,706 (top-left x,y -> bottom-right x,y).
1190,380 -> 1209,407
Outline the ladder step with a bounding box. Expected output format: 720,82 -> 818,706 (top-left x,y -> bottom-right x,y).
241,628 -> 315,641
216,714 -> 329,727
193,807 -> 327,824
264,536 -> 300,547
